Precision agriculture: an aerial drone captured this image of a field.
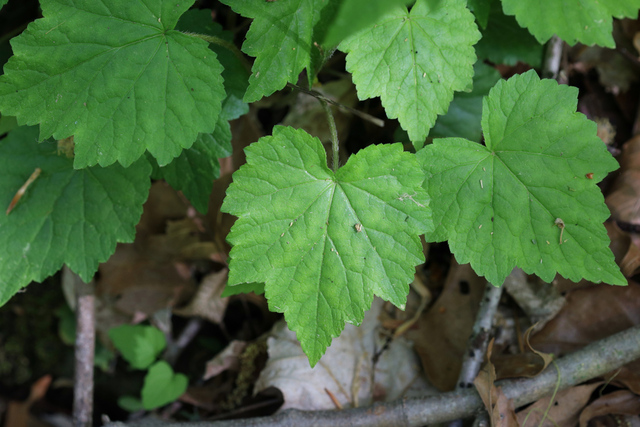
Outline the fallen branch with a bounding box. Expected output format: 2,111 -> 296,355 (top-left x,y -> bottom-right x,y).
449,281 -> 503,427
104,324 -> 640,427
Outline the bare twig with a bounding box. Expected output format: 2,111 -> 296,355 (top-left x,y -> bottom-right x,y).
164,318 -> 204,366
67,266 -> 95,427
104,324 -> 640,427
449,281 -> 504,427
503,268 -> 564,330
455,283 -> 503,391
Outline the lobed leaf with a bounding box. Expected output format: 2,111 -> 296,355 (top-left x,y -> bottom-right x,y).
0,126 -> 151,306
419,70 -> 625,286
0,0 -> 225,168
340,0 -> 480,145
501,0 -> 640,47
222,126 -> 431,365
219,0 -> 328,103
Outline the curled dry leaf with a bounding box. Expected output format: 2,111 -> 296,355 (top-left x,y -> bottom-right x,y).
493,325 -> 554,380
407,260 -> 486,391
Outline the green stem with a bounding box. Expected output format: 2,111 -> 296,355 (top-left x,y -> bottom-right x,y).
185,32 -> 252,73
321,101 -> 340,172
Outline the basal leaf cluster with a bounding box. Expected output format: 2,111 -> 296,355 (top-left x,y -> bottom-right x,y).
0,0 -> 635,367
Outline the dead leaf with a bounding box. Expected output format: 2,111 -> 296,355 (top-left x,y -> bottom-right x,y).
4,375 -> 52,427
530,283 -> 640,355
571,45 -> 638,94
607,135 -> 640,225
254,298 -> 435,411
407,260 -> 486,391
530,282 -> 640,393
174,270 -> 229,324
494,326 -> 554,380
579,390 -> 640,427
606,222 -> 640,277
474,341 -> 519,427
204,340 -> 248,381
517,382 -> 602,427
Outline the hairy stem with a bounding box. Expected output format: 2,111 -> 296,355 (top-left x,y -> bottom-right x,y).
321,101 -> 340,171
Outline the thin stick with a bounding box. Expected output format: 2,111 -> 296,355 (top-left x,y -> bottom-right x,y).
288,83 -> 385,128
321,101 -> 340,171
69,266 -> 95,427
103,324 -> 640,427
449,282 -> 504,427
542,36 -> 563,80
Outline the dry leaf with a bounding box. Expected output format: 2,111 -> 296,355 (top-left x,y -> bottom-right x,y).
204,340 -> 247,381
607,135 -> 640,225
517,383 -> 601,427
474,340 -> 519,427
407,260 -> 486,391
579,390 -> 640,427
174,270 -> 229,324
494,326 -> 554,380
530,282 -> 640,394
254,298 -> 434,411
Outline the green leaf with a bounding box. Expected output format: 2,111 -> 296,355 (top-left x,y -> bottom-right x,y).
0,115 -> 17,135
0,1 -> 7,11
175,9 -> 249,120
156,117 -> 232,213
321,0 -> 415,47
419,70 -> 625,286
0,126 -> 151,306
501,0 -> 640,47
467,0 -> 494,29
428,62 -> 500,144
219,0 -> 328,103
340,0 -> 480,146
222,126 -> 431,365
109,325 -> 166,370
475,2 -> 543,66
0,0 -> 225,168
141,361 -> 188,410
220,282 -> 264,297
